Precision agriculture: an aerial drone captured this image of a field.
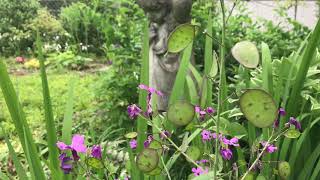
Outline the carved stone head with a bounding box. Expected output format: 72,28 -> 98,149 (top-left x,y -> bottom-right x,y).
137,0 -> 171,23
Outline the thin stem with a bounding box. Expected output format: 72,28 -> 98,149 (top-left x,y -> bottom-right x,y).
214,0 -> 226,179
138,114 -> 202,168
161,157 -> 172,180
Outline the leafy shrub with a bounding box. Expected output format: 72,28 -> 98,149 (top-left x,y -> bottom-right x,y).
47,51 -> 93,70
0,0 -> 40,55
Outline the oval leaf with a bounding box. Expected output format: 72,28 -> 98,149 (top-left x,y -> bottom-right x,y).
168,24 -> 196,53
167,100 -> 195,126
284,129 -> 301,139
125,132 -> 138,139
87,157 -> 104,169
136,148 -> 159,173
232,41 -> 259,68
240,89 -> 277,128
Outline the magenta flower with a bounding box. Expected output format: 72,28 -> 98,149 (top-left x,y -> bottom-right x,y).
206,107 -> 216,114
286,117 -> 301,131
260,141 -> 277,153
59,153 -> 73,174
138,84 -> 163,117
191,167 -> 209,176
221,137 -> 239,147
57,134 -> 87,161
91,145 -> 102,159
144,135 -> 153,148
127,104 -> 142,119
220,148 -> 233,160
195,106 -> 207,120
129,139 -> 137,149
196,159 -> 209,164
201,130 -> 211,141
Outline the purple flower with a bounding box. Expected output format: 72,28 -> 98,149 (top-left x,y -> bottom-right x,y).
201,130 -> 211,141
191,167 -> 208,176
143,135 -> 153,148
195,106 -> 207,120
160,130 -> 171,140
221,137 -> 239,147
129,139 -> 137,149
138,84 -> 163,117
220,148 -> 233,160
211,132 -> 217,139
127,104 -> 142,119
59,153 -> 73,174
206,107 -> 216,114
278,108 -> 286,116
57,134 -> 87,161
260,141 -> 277,153
286,117 -> 302,131
91,145 -> 102,159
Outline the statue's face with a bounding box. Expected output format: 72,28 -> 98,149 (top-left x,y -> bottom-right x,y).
138,0 -> 170,23
148,7 -> 168,23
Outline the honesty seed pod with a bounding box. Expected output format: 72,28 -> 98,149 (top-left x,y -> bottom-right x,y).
167,100 -> 195,126
136,148 -> 159,173
232,41 -> 260,68
240,89 -> 278,128
278,161 -> 290,179
168,23 -> 197,53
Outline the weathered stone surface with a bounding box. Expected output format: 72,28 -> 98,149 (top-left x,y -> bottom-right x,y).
137,0 -> 192,111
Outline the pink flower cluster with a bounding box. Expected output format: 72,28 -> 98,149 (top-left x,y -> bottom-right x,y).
195,106 -> 216,121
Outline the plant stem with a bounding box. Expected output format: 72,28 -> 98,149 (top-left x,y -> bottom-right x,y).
214,0 -> 226,179
161,157 -> 172,180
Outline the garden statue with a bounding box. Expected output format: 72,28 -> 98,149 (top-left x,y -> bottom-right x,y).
137,0 -> 193,111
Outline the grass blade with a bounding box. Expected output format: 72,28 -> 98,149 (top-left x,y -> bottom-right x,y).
0,59 -> 46,179
204,11 -> 213,107
298,143 -> 320,179
62,79 -> 76,143
1,125 -> 28,179
169,43 -> 193,104
36,32 -> 60,177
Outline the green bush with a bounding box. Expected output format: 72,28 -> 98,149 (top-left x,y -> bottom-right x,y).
0,0 -> 40,55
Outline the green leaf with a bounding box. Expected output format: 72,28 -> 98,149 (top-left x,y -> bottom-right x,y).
227,122 -> 247,139
232,41 -> 259,68
62,79 -> 75,144
239,89 -> 277,128
146,167 -> 162,176
284,129 -> 301,139
0,59 -> 46,179
1,125 -> 28,179
125,132 -> 138,139
87,158 -> 104,169
168,24 -> 196,53
36,31 -> 60,176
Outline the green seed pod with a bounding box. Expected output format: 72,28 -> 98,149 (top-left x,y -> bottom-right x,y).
232,41 -> 259,68
241,172 -> 255,180
167,100 -> 195,126
136,148 -> 159,172
240,89 -> 277,128
168,24 -> 196,53
186,146 -> 201,162
256,174 -> 267,180
278,161 -> 291,179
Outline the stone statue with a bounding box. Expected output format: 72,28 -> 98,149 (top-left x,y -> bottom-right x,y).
137,0 -> 193,111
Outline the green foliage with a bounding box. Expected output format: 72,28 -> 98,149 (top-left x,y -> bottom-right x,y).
0,0 -> 39,55
47,51 -> 93,70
